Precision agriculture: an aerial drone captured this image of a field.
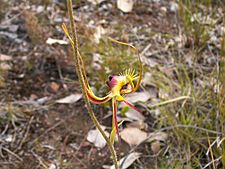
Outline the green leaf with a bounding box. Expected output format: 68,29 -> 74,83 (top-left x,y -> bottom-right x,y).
120,106 -> 129,116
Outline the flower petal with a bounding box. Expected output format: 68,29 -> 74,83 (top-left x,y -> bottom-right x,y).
112,97 -> 120,143
110,120 -> 124,145
133,53 -> 143,92
123,100 -> 142,113
107,75 -> 118,89
86,88 -> 112,104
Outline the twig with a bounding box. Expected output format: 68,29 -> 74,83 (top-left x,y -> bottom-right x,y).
140,43 -> 151,57
159,124 -> 223,135
206,137 -> 219,156
202,156 -> 221,169
2,147 -> 22,161
72,153 -> 88,168
1,124 -> 9,135
1,9 -> 25,25
207,135 -> 216,169
16,116 -> 34,151
147,96 -> 191,109
31,150 -> 49,169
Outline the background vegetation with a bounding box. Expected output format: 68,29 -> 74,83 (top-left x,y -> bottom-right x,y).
0,0 -> 224,168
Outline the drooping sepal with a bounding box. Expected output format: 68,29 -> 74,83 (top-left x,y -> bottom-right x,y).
86,88 -> 112,104
123,99 -> 142,113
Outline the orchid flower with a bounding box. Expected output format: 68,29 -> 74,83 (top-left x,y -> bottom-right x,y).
62,23 -> 142,143
86,67 -> 142,142
85,39 -> 143,142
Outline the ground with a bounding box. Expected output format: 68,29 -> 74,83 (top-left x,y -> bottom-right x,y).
0,0 -> 224,169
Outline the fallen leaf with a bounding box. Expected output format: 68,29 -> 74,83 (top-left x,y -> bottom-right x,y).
56,94 -> 82,104
121,127 -> 148,146
125,108 -> 145,121
110,152 -> 141,169
46,38 -> 68,45
125,91 -> 151,103
117,0 -> 134,13
0,63 -> 12,70
87,126 -> 109,148
126,121 -> 148,130
147,131 -> 168,143
37,96 -> 50,105
0,54 -> 12,61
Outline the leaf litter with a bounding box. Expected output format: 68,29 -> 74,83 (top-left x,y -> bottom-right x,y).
103,152 -> 141,169
56,94 -> 82,104
87,126 -> 109,148
121,127 -> 168,147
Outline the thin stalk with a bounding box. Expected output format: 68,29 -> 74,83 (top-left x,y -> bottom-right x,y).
147,96 -> 191,109
66,0 -> 118,168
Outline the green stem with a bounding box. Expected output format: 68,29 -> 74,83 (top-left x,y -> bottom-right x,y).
148,96 -> 191,109
66,0 -> 118,168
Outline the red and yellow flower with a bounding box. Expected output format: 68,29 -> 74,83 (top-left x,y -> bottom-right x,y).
86,66 -> 142,141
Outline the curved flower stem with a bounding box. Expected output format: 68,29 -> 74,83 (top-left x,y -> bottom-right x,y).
66,0 -> 118,168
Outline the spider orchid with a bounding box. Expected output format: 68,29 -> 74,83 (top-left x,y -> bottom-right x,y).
86,67 -> 142,141
62,23 -> 142,142
85,38 -> 143,142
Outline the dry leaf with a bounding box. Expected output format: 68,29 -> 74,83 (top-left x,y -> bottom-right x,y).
0,54 -> 12,61
147,131 -> 168,143
125,91 -> 151,103
0,63 -> 12,70
121,127 -> 148,146
56,94 -> 82,104
117,0 -> 134,13
37,96 -> 49,105
125,109 -> 145,121
46,38 -> 68,45
126,121 -> 148,130
87,126 -> 109,148
110,152 -> 141,169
